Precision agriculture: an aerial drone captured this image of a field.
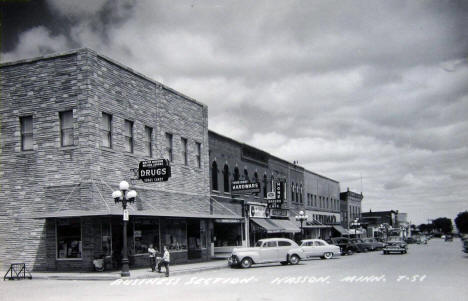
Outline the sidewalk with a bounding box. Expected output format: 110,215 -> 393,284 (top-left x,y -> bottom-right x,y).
3,259 -> 229,281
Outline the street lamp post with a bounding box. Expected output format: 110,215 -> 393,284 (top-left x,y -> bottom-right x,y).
112,180 -> 137,277
295,211 -> 308,241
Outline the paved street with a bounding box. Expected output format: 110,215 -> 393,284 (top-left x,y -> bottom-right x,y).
1,238 -> 467,301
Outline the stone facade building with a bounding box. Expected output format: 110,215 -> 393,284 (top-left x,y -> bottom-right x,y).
0,49 -> 237,271
340,188 -> 363,232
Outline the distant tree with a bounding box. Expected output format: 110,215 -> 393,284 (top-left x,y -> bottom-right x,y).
433,217 -> 453,234
454,211 -> 468,234
418,223 -> 434,233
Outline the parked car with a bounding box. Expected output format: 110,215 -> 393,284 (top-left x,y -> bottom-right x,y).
228,238 -> 305,268
462,235 -> 468,253
300,239 -> 341,259
383,237 -> 408,254
445,234 -> 453,241
405,237 -> 418,244
362,238 -> 385,250
349,238 -> 370,252
329,237 -> 356,255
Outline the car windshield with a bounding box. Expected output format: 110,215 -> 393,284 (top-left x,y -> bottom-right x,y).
255,241 -> 264,247
388,237 -> 402,242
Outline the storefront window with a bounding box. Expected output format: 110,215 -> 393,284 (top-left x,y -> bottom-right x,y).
57,218 -> 81,259
200,220 -> 207,248
101,221 -> 111,256
214,222 -> 242,247
164,219 -> 187,251
134,219 -> 160,254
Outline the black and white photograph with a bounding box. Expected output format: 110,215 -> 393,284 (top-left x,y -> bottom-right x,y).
1,1 -> 467,300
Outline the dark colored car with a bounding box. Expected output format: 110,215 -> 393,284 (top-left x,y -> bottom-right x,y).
329,237 -> 365,255
362,238 -> 385,250
405,237 -> 418,244
445,234 -> 453,241
349,238 -> 370,252
383,237 -> 408,254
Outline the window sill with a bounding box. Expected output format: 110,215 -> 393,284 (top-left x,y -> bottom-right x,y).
100,147 -> 116,153
60,145 -> 78,151
56,258 -> 82,261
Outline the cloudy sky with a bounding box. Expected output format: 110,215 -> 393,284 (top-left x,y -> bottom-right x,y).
2,0 -> 468,224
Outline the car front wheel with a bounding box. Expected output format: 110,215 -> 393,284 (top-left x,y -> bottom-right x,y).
289,255 -> 300,265
323,252 -> 333,259
240,257 -> 252,268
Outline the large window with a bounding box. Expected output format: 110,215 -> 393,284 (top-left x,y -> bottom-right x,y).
124,120 -> 134,153
163,219 -> 187,251
20,115 -> 33,150
211,161 -> 218,191
101,221 -> 111,256
165,133 -> 173,161
57,219 -> 81,259
144,126 -> 153,157
134,219 -> 160,254
101,113 -> 112,148
181,137 -> 188,165
223,164 -> 230,192
213,222 -> 242,247
60,110 -> 74,146
196,142 -> 201,168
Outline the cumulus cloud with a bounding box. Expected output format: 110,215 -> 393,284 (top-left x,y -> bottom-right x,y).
2,0 -> 468,224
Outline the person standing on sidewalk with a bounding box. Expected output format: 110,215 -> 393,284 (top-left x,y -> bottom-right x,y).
157,245 -> 170,277
148,244 -> 157,272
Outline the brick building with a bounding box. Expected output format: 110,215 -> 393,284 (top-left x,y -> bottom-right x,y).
208,131 -> 341,255
340,188 -> 363,234
0,49 -> 237,271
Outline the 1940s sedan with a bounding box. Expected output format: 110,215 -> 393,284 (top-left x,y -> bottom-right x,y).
228,238 -> 305,268
300,239 -> 341,259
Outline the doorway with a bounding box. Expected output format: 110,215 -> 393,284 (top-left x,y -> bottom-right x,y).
187,219 -> 202,259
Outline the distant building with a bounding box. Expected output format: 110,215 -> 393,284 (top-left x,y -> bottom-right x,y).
340,188 -> 363,231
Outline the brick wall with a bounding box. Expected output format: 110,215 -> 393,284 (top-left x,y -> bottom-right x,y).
0,49 -> 210,270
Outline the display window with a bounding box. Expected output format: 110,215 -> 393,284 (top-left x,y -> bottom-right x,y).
134,219 -> 160,254
214,222 -> 242,247
163,219 -> 187,251
56,218 -> 82,259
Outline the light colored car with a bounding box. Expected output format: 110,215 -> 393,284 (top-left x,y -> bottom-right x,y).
300,239 -> 341,259
228,238 -> 305,268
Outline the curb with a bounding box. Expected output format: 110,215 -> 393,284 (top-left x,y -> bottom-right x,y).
11,264 -> 228,281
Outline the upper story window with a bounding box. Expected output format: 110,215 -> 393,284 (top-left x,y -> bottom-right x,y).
263,174 -> 268,198
196,142 -> 201,168
299,185 -> 303,203
165,133 -> 173,161
20,115 -> 33,150
291,183 -> 295,202
101,113 -> 112,148
60,110 -> 74,146
233,167 -> 240,181
144,126 -> 153,157
243,169 -> 249,181
212,161 -> 218,191
124,120 -> 134,153
181,137 -> 188,165
223,164 -> 230,192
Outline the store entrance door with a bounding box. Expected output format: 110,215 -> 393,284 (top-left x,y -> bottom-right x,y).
187,219 -> 202,259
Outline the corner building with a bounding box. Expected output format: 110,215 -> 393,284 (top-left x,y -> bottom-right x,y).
0,49 -> 237,271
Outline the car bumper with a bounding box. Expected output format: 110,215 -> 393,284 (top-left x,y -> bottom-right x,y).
228,255 -> 239,266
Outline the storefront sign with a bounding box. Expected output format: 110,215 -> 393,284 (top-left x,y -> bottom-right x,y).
123,209 -> 129,221
249,204 -> 267,218
275,181 -> 285,201
269,208 -> 289,218
267,192 -> 276,199
138,159 -> 171,182
231,180 -> 260,194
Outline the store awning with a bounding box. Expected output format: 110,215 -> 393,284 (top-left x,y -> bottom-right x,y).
333,225 -> 350,235
33,207 -> 243,220
271,218 -> 301,233
251,218 -> 284,234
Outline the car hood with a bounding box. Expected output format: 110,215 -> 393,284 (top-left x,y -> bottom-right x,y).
232,247 -> 259,253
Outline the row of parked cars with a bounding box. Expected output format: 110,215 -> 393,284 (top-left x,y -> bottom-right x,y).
228,236 -> 406,268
